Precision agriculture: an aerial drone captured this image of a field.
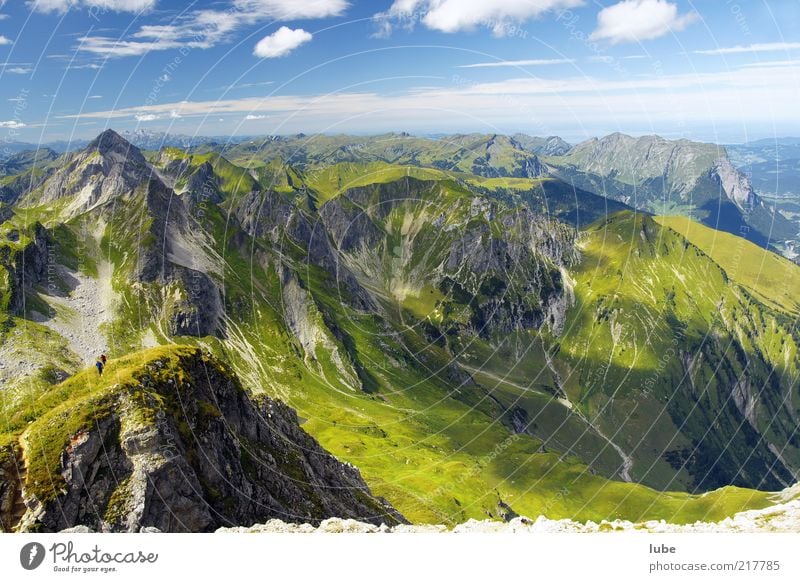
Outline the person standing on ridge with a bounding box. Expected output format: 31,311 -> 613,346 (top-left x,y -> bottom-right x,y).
96,360 -> 103,376
100,354 -> 107,366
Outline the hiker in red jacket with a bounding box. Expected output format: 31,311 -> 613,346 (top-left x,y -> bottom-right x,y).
100,354 -> 107,366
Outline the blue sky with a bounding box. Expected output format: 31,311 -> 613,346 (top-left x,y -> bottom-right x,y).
1,0 -> 799,143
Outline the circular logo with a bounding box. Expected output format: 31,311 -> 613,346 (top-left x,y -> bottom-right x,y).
20,542 -> 46,570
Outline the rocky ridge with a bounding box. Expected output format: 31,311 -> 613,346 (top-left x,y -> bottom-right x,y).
6,346 -> 403,533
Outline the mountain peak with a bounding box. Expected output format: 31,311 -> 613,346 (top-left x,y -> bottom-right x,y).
88,128 -> 136,155
84,128 -> 147,170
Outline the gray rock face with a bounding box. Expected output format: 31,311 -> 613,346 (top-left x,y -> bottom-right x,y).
519,154 -> 547,178
6,133 -> 226,339
165,268 -> 223,337
541,136 -> 573,156
129,175 -> 224,338
0,222 -> 49,315
32,130 -> 153,217
0,448 -> 24,532
512,134 -> 572,156
714,157 -> 758,210
556,133 -> 729,198
233,188 -> 376,312
14,349 -> 404,532
316,178 -> 577,338
320,194 -> 384,252
0,169 -> 54,205
185,161 -> 224,204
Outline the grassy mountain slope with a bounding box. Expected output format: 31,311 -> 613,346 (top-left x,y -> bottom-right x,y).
655,216 -> 800,314
557,212 -> 799,491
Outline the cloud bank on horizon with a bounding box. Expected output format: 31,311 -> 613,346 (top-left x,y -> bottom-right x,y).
1,0 -> 799,142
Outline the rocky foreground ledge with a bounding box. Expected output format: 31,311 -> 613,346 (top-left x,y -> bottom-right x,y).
59,494 -> 800,534
215,488 -> 800,533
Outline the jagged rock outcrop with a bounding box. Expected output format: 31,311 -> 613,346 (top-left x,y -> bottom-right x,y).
714,157 -> 758,210
12,347 -> 404,532
318,178 -> 577,337
0,222 -> 49,314
0,447 -> 24,533
185,161 -> 224,204
442,214 -> 573,336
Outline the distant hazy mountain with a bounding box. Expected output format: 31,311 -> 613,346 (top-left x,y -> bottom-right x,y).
0,148 -> 59,177
213,132 -> 554,179
746,137 -> 800,146
511,134 -> 572,156
0,141 -> 40,160
1,139 -> 87,157
544,132 -> 798,252
120,129 -> 254,151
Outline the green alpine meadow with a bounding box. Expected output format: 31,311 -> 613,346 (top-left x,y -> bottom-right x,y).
0,130 -> 797,532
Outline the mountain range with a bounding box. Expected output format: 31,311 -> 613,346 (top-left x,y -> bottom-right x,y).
0,129 -> 798,532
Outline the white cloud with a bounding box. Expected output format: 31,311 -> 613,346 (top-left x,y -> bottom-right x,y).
77,9 -> 239,56
254,27 -> 312,58
0,35 -> 11,45
169,110 -> 181,118
376,0 -> 583,36
213,80 -> 274,92
67,62 -> 103,70
695,42 -> 800,56
6,67 -> 31,74
245,114 -> 268,120
135,114 -> 159,121
88,94 -> 103,99
77,1 -> 346,57
738,59 -> 800,69
0,120 -> 25,128
232,0 -> 348,20
458,58 -> 574,68
28,0 -> 156,13
590,0 -> 698,45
